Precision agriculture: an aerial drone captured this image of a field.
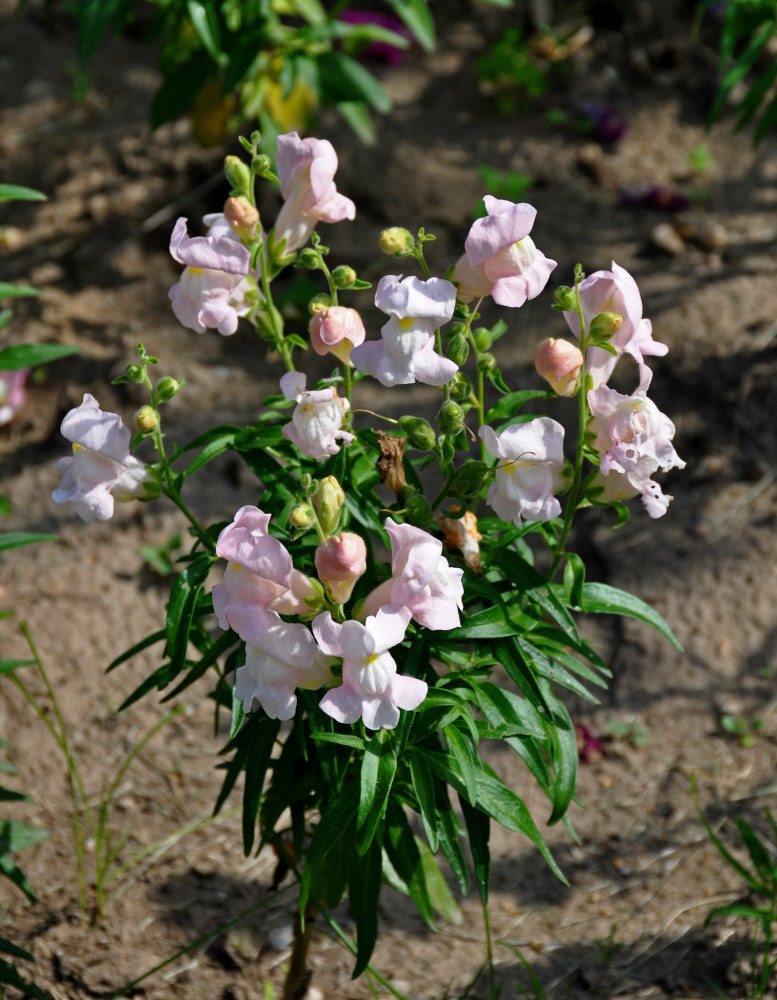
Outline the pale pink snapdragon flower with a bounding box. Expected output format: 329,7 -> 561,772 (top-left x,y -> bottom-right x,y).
350,274 -> 458,387
212,506 -> 317,645
168,217 -> 253,336
0,369 -> 28,426
279,371 -> 354,461
563,262 -> 667,390
588,384 -> 685,518
309,305 -> 366,365
479,417 -> 566,527
453,197 -> 557,308
272,132 -> 355,256
315,532 -> 367,605
51,394 -> 150,522
235,616 -> 334,721
313,606 -> 426,730
362,519 -> 463,630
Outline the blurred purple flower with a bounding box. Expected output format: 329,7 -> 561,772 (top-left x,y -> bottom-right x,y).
579,102 -> 628,144
575,722 -> 604,764
621,185 -> 690,213
340,11 -> 412,66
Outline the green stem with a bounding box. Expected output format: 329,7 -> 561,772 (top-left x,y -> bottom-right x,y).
258,243 -> 294,372
430,467 -> 456,512
477,366 -> 486,461
482,898 -> 497,999
95,706 -> 186,910
14,622 -> 96,916
146,421 -> 212,550
547,277 -> 589,583
157,480 -> 212,550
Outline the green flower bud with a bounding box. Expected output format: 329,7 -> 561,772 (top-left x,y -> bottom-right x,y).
297,248 -> 320,269
313,475 -> 345,536
308,292 -> 332,315
448,371 -> 472,402
477,353 -> 496,374
224,155 -> 251,195
399,415 -> 437,451
436,400 -> 464,436
473,327 -> 492,352
379,227 -> 414,255
156,376 -> 180,401
251,154 -> 272,176
588,311 -> 623,341
554,285 -> 578,311
446,333 -> 469,367
332,265 -> 357,289
450,460 -> 488,499
134,405 -> 159,434
404,494 -> 433,528
300,473 -> 313,491
290,503 -> 315,529
125,364 -> 145,383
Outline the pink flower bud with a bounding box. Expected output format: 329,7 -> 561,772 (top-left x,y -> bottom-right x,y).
534,338 -> 583,397
224,196 -> 260,239
309,306 -> 366,365
315,532 -> 367,605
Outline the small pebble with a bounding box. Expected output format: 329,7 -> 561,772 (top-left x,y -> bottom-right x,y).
266,923 -> 294,952
651,222 -> 685,256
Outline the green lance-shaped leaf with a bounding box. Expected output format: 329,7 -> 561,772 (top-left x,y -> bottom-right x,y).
545,696 -> 579,825
448,603 -> 536,640
186,0 -> 227,65
0,184 -> 46,202
409,753 -> 439,851
485,388 -> 552,424
0,937 -> 34,962
576,582 -> 683,650
709,17 -> 777,123
348,837 -> 382,978
460,796 -> 491,904
356,729 -> 397,855
0,659 -> 35,676
316,50 -> 392,113
0,533 -> 58,553
0,819 -> 48,855
384,0 -> 436,51
384,798 -> 436,930
300,783 -> 360,915
734,816 -> 776,891
0,344 -> 79,371
164,555 -> 213,683
0,283 -> 40,301
436,784 -> 469,896
0,854 -> 38,903
242,716 -> 281,854
474,771 -> 568,885
443,724 -> 480,805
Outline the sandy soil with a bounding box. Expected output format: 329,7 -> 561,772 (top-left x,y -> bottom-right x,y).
2,1 -> 777,998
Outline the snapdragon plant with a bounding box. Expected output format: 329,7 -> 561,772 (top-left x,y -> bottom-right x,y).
50,129 -> 684,997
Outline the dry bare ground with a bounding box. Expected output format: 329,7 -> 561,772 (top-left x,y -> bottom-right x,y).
2,1 -> 777,997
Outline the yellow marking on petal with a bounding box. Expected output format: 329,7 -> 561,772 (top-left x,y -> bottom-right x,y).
365,654 -> 378,664
73,442 -> 82,453
398,317 -> 414,331
189,267 -> 203,275
230,562 -> 241,572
